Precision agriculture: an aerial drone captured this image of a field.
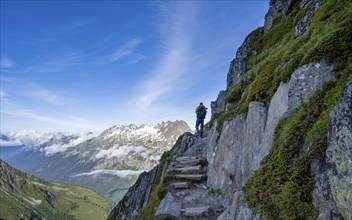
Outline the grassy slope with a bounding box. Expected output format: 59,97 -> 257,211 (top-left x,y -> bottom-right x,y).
226,0 -> 352,219
217,0 -> 352,133
0,160 -> 113,220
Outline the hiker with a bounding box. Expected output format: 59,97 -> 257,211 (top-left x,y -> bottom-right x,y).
195,102 -> 207,137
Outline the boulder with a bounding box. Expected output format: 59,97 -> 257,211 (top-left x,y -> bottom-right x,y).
155,193 -> 181,220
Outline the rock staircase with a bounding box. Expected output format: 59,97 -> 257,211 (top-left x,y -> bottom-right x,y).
155,156 -> 224,220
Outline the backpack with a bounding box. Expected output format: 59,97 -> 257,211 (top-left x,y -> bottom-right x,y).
198,106 -> 207,119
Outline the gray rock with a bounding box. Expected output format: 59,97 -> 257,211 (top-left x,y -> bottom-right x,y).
287,61 -> 335,114
211,90 -> 227,121
226,31 -> 259,89
264,0 -> 292,33
341,80 -> 352,105
175,165 -> 203,174
300,0 -> 312,9
327,80 -> 352,220
311,159 -> 342,220
155,193 -> 181,220
171,159 -> 201,168
294,0 -> 321,37
176,156 -> 198,162
175,174 -> 206,181
184,207 -> 209,217
217,191 -> 261,220
207,61 -> 336,214
227,58 -> 247,89
170,182 -> 190,189
108,167 -> 158,220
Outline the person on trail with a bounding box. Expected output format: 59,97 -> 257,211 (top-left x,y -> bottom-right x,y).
195,102 -> 207,137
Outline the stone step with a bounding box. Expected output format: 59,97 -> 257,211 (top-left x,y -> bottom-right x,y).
170,159 -> 202,167
175,156 -> 198,162
183,206 -> 209,217
170,182 -> 191,189
175,174 -> 206,181
174,165 -> 205,174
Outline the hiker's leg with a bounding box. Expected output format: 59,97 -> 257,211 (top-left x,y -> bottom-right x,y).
200,119 -> 204,137
196,118 -> 200,134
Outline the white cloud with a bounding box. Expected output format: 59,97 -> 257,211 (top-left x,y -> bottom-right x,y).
73,169 -> 146,178
131,2 -> 200,108
0,139 -> 23,147
1,77 -> 70,106
20,84 -> 69,106
1,109 -> 99,131
110,39 -> 143,62
0,130 -> 97,154
0,91 -> 6,97
43,132 -> 97,155
0,58 -> 13,68
95,145 -> 148,159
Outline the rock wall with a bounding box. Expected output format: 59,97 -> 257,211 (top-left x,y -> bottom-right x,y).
210,90 -> 227,122
108,167 -> 157,220
264,0 -> 292,33
201,59 -> 336,219
294,0 -> 321,37
327,80 -> 352,220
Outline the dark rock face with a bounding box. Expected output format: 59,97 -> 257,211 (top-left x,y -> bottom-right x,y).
264,0 -> 293,33
210,90 -> 227,122
108,167 -> 158,220
294,0 -> 321,37
326,80 -> 352,220
226,35 -> 252,89
311,159 -> 343,220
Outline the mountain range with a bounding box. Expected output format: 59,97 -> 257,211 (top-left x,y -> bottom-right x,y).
1,120 -> 191,202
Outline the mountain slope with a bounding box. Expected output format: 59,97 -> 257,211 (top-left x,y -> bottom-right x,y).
5,120 -> 191,202
108,0 -> 352,219
0,159 -> 112,220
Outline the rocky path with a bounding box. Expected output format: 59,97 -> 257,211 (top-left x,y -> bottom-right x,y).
155,156 -> 224,220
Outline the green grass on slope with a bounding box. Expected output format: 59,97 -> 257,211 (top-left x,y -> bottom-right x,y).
217,0 -> 352,133
131,150 -> 171,220
214,0 -> 352,218
242,64 -> 351,219
0,160 -> 113,220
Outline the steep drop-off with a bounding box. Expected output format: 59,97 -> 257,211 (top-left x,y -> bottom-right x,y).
0,159 -> 112,220
109,0 -> 352,219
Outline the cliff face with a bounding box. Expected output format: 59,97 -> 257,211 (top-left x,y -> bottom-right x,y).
109,0 -> 352,219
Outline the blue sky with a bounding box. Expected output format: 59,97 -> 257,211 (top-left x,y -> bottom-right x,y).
1,0 -> 269,132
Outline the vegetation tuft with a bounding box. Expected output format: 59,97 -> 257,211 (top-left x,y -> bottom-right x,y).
242,71 -> 351,219
131,151 -> 171,220
216,0 -> 352,133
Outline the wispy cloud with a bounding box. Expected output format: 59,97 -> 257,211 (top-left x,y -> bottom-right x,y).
132,2 -> 200,108
110,38 -> 143,63
0,91 -> 6,97
1,109 -> 98,130
20,84 -> 70,106
1,77 -> 70,106
59,19 -> 95,32
0,57 -> 14,68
